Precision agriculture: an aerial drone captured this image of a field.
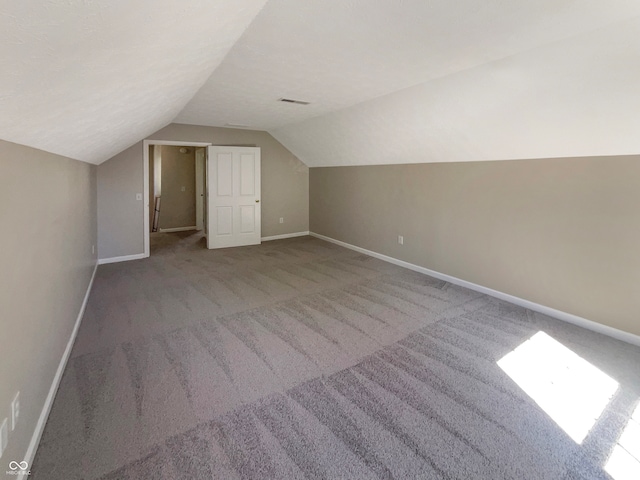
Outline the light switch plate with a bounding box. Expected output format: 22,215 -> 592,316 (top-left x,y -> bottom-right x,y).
136,193 -> 143,201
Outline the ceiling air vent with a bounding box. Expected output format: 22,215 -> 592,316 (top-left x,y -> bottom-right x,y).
278,98 -> 310,105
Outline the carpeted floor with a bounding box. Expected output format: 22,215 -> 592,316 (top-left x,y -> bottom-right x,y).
32,232 -> 640,479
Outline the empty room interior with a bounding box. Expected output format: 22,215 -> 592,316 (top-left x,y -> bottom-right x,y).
2,1 -> 640,479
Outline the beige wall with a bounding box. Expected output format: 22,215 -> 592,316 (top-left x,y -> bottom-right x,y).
0,139 -> 97,463
157,145 -> 196,230
98,142 -> 144,258
310,156 -> 640,336
98,124 -> 309,259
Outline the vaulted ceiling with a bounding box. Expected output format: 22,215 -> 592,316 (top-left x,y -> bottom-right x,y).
0,0 -> 269,164
2,0 -> 640,165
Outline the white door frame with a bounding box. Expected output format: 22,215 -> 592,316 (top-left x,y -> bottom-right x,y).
195,148 -> 206,231
142,139 -> 212,257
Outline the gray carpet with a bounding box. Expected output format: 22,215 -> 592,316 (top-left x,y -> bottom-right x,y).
32,232 -> 640,479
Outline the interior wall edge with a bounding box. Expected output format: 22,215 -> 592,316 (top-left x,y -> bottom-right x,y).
21,261 -> 98,474
310,232 -> 640,347
261,231 -> 310,242
309,157 -> 640,337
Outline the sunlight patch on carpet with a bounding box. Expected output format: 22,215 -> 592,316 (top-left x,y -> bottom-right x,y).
605,402 -> 640,480
498,331 -> 618,444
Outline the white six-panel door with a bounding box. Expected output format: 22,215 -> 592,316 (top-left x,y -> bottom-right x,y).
207,146 -> 261,249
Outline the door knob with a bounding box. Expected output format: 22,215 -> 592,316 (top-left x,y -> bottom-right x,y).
255,200 -> 260,203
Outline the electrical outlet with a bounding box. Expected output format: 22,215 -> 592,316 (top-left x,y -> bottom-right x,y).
11,392 -> 20,431
0,418 -> 7,459
398,235 -> 404,245
279,217 -> 284,224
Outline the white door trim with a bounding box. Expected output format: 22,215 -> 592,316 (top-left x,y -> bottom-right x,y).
195,148 -> 205,231
143,139 -> 212,257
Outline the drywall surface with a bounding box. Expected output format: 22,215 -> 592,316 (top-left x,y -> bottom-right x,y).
310,156 -> 640,336
97,142 -> 144,259
158,146 -> 196,230
98,124 -> 308,259
180,0 -> 640,130
0,139 -> 97,464
0,0 -> 268,163
272,17 -> 640,167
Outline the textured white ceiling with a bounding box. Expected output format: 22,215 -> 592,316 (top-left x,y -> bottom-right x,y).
177,0 -> 640,131
270,17 -> 640,166
4,0 -> 640,166
0,0 -> 267,164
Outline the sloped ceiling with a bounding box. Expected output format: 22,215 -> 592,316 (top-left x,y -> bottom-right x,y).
270,16 -> 640,166
177,0 -> 640,133
0,0 -> 268,164
3,0 -> 640,166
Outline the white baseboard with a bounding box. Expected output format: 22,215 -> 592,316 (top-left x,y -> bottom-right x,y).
158,226 -> 198,233
261,231 -> 310,242
310,232 -> 640,347
21,261 -> 98,478
98,253 -> 146,265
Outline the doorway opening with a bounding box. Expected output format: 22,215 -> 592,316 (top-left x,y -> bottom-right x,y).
143,140 -> 212,257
